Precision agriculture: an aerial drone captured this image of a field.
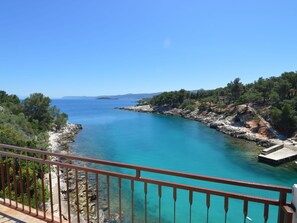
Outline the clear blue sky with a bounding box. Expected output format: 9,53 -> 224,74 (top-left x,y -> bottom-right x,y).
0,1 -> 296,98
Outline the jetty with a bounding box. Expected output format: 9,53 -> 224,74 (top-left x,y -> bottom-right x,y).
258,140 -> 297,165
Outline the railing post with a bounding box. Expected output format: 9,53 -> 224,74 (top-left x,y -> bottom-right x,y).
293,184 -> 297,223
278,191 -> 288,223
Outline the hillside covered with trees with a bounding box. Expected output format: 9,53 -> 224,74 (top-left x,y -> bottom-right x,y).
0,91 -> 69,207
140,72 -> 297,137
0,91 -> 68,149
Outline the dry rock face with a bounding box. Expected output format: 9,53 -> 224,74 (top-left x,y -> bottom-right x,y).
57,123 -> 82,150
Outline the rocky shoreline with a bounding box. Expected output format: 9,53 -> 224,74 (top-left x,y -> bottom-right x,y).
48,122 -> 82,153
120,104 -> 278,148
47,122 -> 111,223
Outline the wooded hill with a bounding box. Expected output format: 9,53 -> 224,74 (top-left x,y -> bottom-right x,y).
0,91 -> 68,208
140,72 -> 297,137
0,91 -> 68,148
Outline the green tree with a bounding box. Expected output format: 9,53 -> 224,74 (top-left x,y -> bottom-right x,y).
23,93 -> 53,131
227,78 -> 244,102
0,124 -> 28,146
274,79 -> 292,100
282,72 -> 297,97
254,77 -> 273,103
50,106 -> 68,129
270,102 -> 297,136
237,91 -> 262,104
0,91 -> 23,114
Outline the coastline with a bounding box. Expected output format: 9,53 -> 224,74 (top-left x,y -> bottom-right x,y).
48,122 -> 82,153
47,122 -> 106,222
47,122 -> 83,221
119,104 -> 278,147
47,122 -> 120,223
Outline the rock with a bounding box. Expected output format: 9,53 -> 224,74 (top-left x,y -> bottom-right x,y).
119,105 -> 154,112
53,204 -> 59,213
121,103 -> 275,144
101,205 -> 109,212
90,203 -> 96,213
90,194 -> 97,201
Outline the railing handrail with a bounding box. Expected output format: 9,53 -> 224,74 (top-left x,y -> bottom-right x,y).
0,149 -> 281,206
0,143 -> 291,193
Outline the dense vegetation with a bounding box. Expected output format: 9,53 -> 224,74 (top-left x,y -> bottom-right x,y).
0,91 -> 68,208
140,71 -> 297,137
0,91 -> 68,148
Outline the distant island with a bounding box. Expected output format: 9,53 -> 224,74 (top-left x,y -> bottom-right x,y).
97,97 -> 118,100
63,92 -> 161,100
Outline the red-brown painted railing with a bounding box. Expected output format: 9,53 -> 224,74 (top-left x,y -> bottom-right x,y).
0,143 -> 294,223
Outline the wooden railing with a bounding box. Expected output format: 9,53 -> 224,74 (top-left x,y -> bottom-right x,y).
0,143 -> 294,223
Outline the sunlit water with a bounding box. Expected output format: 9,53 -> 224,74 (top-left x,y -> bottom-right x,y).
52,99 -> 296,223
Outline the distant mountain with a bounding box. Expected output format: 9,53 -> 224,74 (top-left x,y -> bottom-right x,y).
62,92 -> 161,100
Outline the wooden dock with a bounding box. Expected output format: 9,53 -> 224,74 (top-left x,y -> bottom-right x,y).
258,142 -> 297,165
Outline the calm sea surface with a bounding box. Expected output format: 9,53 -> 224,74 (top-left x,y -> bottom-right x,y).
52,99 -> 296,223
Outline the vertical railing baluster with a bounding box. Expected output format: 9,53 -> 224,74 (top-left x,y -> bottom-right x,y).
173,187 -> 177,223
41,162 -> 46,219
75,169 -> 80,223
0,156 -> 5,204
131,179 -> 134,223
96,173 -> 99,223
206,193 -> 210,223
278,191 -> 287,223
33,161 -> 38,216
12,158 -> 18,208
26,160 -> 31,213
107,175 -> 110,221
66,168 -> 71,223
6,160 -> 11,206
144,182 -> 147,223
243,199 -> 248,223
224,196 -> 229,223
189,190 -> 193,223
85,171 -> 90,223
158,185 -> 162,223
57,165 -> 62,223
48,164 -> 54,222
19,158 -> 24,210
0,145 -> 293,223
118,177 -> 122,223
264,203 -> 269,223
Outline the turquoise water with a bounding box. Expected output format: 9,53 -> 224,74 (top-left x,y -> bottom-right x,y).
52,99 -> 296,223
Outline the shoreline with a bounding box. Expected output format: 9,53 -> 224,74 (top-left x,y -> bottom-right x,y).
48,122 -> 106,222
48,122 -> 82,153
120,105 -> 297,165
119,104 -> 279,148
47,122 -> 83,221
47,122 -> 120,223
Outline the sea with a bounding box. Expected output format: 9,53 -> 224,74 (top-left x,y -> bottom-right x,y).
52,99 -> 296,223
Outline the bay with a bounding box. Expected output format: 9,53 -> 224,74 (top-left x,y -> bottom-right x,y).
52,99 -> 296,223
